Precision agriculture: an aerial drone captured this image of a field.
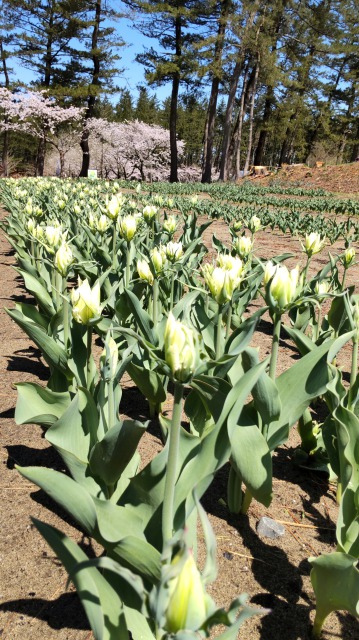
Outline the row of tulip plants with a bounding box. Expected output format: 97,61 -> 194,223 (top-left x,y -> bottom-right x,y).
1,176 -> 358,639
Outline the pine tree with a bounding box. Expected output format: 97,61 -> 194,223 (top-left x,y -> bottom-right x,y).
122,0 -> 210,181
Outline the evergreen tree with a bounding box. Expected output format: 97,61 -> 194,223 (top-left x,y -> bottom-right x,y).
122,0 -> 210,181
114,88 -> 135,121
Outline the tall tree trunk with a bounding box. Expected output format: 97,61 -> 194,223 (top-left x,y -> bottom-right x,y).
169,15 -> 181,183
80,0 -> 101,177
219,58 -> 243,181
1,37 -> 10,176
243,61 -> 260,175
233,65 -> 250,178
253,91 -> 274,165
201,0 -> 231,183
36,136 -> 46,176
350,120 -> 359,162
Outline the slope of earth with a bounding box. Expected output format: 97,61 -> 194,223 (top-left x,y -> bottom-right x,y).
255,162 -> 359,195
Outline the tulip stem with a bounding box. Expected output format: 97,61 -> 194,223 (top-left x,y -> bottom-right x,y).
341,267 -> 347,292
315,306 -> 322,342
125,244 -> 131,288
112,225 -> 117,269
108,379 -> 115,433
269,314 -> 281,380
216,306 -> 223,359
153,278 -> 159,326
86,327 -> 93,390
62,281 -> 69,352
348,335 -> 358,411
240,488 -> 253,515
162,381 -> 184,546
225,303 -> 232,340
170,272 -> 175,311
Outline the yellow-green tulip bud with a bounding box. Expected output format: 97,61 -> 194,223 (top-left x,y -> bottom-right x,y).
203,265 -> 234,305
165,552 -> 208,632
106,193 -> 125,220
118,215 -> 137,242
34,206 -> 43,217
143,204 -> 158,222
249,215 -> 261,233
137,259 -> 154,285
164,313 -> 198,382
263,260 -> 277,285
267,264 -> 300,311
232,235 -> 253,259
71,278 -> 102,325
151,247 -> 166,273
315,280 -> 330,299
27,218 -> 36,234
303,232 -> 326,257
55,243 -> 73,276
100,336 -> 118,380
44,224 -> 63,250
165,241 -> 183,263
343,247 -> 355,268
163,215 -> 177,234
97,214 -> 110,234
25,199 -> 33,216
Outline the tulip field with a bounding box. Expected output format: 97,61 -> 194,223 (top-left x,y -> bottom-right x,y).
0,175 -> 359,640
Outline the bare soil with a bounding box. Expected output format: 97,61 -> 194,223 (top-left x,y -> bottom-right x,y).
257,162 -> 359,195
1,188 -> 359,640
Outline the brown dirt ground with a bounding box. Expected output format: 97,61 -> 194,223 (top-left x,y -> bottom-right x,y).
1,184 -> 359,640
256,162 -> 359,195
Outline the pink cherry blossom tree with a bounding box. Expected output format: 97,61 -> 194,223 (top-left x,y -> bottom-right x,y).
0,88 -> 85,176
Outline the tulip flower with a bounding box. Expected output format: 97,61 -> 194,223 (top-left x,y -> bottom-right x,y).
165,552 -> 209,632
142,204 -> 158,223
55,242 -> 74,277
106,193 -> 125,220
118,215 -> 137,243
267,264 -> 300,312
303,232 -> 326,258
71,278 -> 102,325
165,241 -> 183,263
137,259 -> 154,286
232,234 -> 253,259
249,215 -> 261,233
44,223 -> 64,251
343,247 -> 355,268
163,215 -> 177,234
164,313 -> 198,383
151,246 -> 167,273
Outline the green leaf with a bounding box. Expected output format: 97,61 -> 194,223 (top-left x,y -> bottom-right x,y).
126,362 -> 166,407
267,336 -> 352,451
6,307 -> 71,376
228,406 -> 272,507
16,466 -> 97,534
15,383 -> 71,427
15,268 -> 55,316
89,419 -> 146,488
32,519 -> 129,640
124,289 -> 157,345
310,552 -> 359,638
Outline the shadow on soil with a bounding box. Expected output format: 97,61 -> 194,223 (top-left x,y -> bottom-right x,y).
0,591 -> 89,634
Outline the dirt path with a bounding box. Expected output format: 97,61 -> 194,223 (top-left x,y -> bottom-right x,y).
0,207 -> 358,640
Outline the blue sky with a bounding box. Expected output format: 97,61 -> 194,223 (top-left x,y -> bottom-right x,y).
10,13 -> 172,105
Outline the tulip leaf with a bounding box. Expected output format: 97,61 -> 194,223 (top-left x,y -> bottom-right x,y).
126,362 -> 166,407
15,268 -> 55,316
89,419 -> 147,487
310,552 -> 359,637
16,466 -> 97,534
31,519 -> 129,640
111,536 -> 162,584
124,289 -> 157,345
228,406 -> 272,507
15,382 -> 71,427
6,306 -> 71,376
283,324 -> 315,355
267,336 -> 352,451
